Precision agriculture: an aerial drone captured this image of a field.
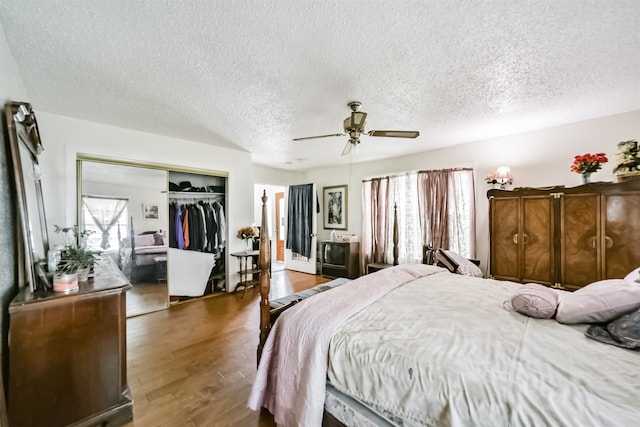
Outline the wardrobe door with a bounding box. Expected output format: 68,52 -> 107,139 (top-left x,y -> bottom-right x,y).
560,193 -> 601,290
521,195 -> 554,286
603,191 -> 640,279
490,196 -> 520,281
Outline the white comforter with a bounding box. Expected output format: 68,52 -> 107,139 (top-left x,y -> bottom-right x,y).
328,272 -> 640,426
248,264 -> 445,426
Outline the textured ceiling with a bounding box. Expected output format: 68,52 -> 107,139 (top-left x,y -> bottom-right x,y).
1,0 -> 639,171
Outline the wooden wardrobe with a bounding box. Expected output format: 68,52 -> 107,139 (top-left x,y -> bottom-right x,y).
488,179 -> 640,290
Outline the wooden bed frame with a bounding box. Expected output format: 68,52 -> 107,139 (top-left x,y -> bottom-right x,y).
256,192 -> 398,362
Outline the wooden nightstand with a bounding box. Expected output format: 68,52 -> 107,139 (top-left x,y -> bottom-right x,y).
367,262 -> 393,274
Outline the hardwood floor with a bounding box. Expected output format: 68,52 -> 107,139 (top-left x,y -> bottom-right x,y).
124,269 -> 330,426
127,282 -> 169,317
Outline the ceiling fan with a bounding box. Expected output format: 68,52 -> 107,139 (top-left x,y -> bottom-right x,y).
293,101 -> 420,156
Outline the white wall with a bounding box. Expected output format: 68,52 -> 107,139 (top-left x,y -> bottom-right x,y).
0,23 -> 28,103
305,110 -> 640,273
34,112 -> 302,289
0,20 -> 30,427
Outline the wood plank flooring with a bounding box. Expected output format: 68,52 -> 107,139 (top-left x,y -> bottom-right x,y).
127,282 -> 169,317
124,269 -> 330,426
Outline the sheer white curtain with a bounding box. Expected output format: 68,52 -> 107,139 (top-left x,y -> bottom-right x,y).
447,170 -> 476,258
82,196 -> 128,250
385,172 -> 422,264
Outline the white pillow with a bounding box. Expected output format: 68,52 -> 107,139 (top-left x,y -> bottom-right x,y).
624,266 -> 640,285
511,283 -> 559,319
556,279 -> 640,324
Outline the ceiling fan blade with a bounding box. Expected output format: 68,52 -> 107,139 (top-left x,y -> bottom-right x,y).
368,130 -> 420,138
292,133 -> 345,141
341,140 -> 352,156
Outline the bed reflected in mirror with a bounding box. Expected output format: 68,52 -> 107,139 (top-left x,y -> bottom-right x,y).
79,160 -> 169,317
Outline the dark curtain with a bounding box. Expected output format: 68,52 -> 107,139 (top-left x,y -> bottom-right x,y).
286,183 -> 314,258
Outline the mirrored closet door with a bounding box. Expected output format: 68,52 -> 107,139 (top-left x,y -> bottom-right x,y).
78,156 -> 229,317
79,160 -> 169,317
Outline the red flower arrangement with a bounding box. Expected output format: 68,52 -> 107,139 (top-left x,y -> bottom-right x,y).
570,153 -> 608,174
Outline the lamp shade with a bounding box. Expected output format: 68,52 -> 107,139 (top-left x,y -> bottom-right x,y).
496,166 -> 512,181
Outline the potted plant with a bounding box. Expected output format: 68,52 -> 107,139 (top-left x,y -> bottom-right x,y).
613,140 -> 640,181
54,225 -> 96,283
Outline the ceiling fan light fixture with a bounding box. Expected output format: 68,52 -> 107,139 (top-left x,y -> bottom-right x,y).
351,111 -> 367,129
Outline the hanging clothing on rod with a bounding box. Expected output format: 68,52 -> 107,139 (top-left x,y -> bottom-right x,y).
168,197 -> 226,253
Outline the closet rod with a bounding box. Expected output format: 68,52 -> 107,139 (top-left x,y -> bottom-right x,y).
164,191 -> 224,197
169,197 -> 223,202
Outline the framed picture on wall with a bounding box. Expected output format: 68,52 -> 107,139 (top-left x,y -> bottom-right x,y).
143,203 -> 159,220
323,185 -> 347,229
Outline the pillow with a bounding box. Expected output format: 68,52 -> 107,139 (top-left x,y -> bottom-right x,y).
436,249 -> 483,277
510,283 -> 559,319
153,233 -> 165,246
556,279 -> 640,324
585,307 -> 640,350
624,267 -> 640,285
134,234 -> 156,247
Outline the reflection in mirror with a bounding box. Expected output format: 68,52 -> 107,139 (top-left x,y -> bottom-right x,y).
80,160 -> 168,317
5,102 -> 49,292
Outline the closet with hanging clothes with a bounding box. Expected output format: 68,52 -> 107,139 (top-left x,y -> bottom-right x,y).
167,171 -> 227,303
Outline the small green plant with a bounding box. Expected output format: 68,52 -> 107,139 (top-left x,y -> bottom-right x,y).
54,225 -> 96,273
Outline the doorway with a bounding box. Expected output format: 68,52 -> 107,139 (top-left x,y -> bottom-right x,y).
275,192 -> 284,262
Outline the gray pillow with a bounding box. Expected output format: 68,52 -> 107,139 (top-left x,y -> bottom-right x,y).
585,307 -> 640,350
511,283 -> 559,319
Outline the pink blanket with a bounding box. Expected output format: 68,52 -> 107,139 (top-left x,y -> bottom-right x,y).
248,264 -> 444,426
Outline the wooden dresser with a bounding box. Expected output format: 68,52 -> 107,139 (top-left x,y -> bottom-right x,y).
8,257 -> 132,427
488,179 -> 640,290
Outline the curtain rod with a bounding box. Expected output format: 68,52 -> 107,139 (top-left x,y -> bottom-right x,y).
82,194 -> 129,201
362,167 -> 474,183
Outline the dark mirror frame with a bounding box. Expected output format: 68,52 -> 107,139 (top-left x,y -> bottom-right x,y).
5,102 -> 49,292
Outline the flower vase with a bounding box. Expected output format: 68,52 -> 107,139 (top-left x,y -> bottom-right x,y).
246,239 -> 253,252
582,172 -> 592,184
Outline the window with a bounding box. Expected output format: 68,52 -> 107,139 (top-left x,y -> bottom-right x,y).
82,196 -> 129,251
364,168 -> 476,266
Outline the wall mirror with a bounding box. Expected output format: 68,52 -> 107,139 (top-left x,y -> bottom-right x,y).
5,102 -> 49,292
78,155 -> 229,317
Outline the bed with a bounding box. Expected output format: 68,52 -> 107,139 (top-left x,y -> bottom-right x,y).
249,191 -> 640,427
120,218 -> 167,283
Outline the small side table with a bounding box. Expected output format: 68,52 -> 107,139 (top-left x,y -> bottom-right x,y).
367,262 -> 393,274
230,250 -> 260,295
153,255 -> 168,283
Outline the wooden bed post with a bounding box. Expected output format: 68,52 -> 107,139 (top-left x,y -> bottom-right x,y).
393,203 -> 399,265
257,190 -> 271,365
